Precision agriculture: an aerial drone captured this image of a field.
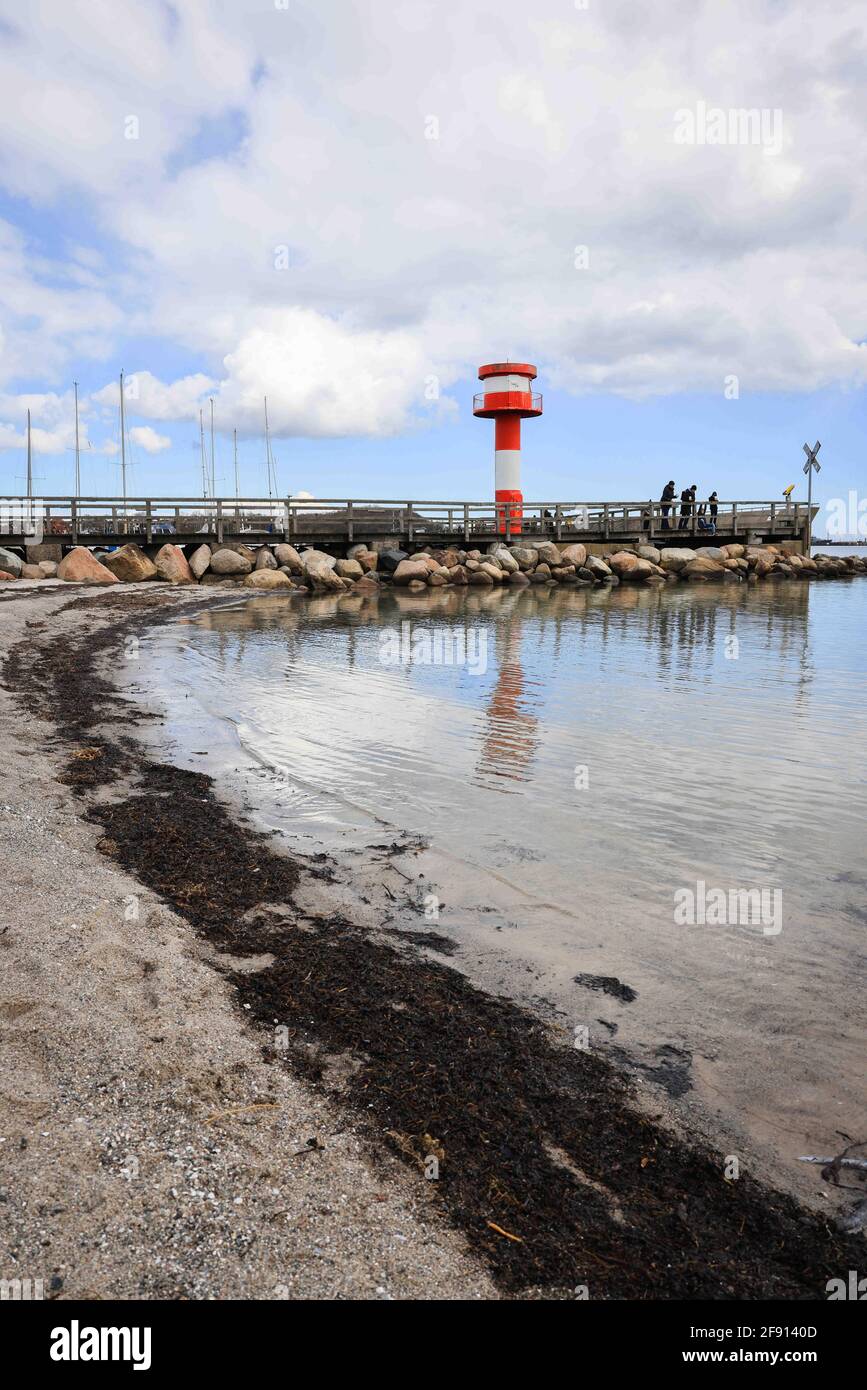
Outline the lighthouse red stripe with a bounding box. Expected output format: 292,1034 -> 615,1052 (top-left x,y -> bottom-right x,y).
495,416 -> 521,451
481,391 -> 535,413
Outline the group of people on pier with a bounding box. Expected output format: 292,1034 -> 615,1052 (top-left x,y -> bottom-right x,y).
659,482 -> 718,532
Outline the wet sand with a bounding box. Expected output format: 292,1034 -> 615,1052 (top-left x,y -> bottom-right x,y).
0,587 -> 495,1300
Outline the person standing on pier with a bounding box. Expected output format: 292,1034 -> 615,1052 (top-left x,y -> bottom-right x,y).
660,481 -> 676,530
678,484 -> 696,530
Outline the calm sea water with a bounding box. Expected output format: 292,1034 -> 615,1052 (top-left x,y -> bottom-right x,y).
136,568 -> 867,1192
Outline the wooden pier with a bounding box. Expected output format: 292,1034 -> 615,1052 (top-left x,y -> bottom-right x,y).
0,496 -> 816,555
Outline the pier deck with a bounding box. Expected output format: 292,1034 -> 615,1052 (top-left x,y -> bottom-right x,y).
0,497 -> 816,555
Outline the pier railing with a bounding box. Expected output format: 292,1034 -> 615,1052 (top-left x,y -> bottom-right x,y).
1,496 -> 812,547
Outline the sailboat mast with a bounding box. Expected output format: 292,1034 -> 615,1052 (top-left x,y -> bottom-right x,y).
199,409 -> 208,499
119,370 -> 128,509
233,428 -> 239,501
264,396 -> 273,500
264,396 -> 280,501
26,408 -> 32,499
209,397 -> 216,497
73,381 -> 81,499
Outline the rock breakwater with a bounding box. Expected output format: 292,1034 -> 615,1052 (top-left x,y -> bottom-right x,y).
0,538 -> 863,593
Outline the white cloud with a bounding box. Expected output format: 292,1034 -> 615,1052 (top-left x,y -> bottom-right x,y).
91,371 -> 215,421
216,308 -> 453,437
0,0 -> 866,435
129,424 -> 171,453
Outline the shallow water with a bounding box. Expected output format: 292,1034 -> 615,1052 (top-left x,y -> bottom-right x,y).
137,574 -> 867,1187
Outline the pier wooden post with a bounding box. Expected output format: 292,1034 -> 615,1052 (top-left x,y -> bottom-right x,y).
406,503 -> 413,546
145,500 -> 152,544
603,503 -> 610,541
555,506 -> 562,541
216,500 -> 224,545
770,502 -> 776,537
732,502 -> 738,537
647,499 -> 654,540
347,499 -> 354,543
71,499 -> 78,545
463,504 -> 469,542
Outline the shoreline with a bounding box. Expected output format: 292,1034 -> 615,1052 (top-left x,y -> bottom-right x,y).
2,585 -> 864,1299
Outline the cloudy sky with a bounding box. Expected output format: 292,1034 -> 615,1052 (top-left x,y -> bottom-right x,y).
0,0 -> 864,515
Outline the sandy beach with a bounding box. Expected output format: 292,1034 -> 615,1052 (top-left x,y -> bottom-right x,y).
0,585 -> 496,1300
1,584 -> 863,1300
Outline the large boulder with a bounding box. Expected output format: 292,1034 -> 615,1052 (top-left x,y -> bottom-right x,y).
509,570 -> 530,586
302,550 -> 345,590
188,544 -> 212,579
608,551 -> 640,578
0,570 -> 17,581
350,547 -> 378,573
274,543 -> 304,574
255,547 -> 278,570
211,548 -> 253,575
506,546 -> 535,571
560,543 -> 587,568
155,543 -> 195,585
335,557 -> 364,580
38,560 -> 58,577
721,543 -> 745,559
378,548 -> 409,574
20,563 -> 43,579
392,558 -> 431,586
240,570 -> 293,590
102,543 -> 158,583
478,561 -> 505,582
683,556 -> 725,580
636,544 -> 661,563
26,543 -> 62,564
534,540 -> 561,566
217,542 -> 256,562
488,544 -> 519,573
658,548 -> 697,571
57,547 -> 119,584
696,546 -> 725,562
301,548 -> 337,573
753,551 -> 776,576
0,546 -> 23,577
585,555 -> 612,578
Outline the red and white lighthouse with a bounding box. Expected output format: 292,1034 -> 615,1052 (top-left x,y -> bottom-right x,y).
473,361 -> 542,536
